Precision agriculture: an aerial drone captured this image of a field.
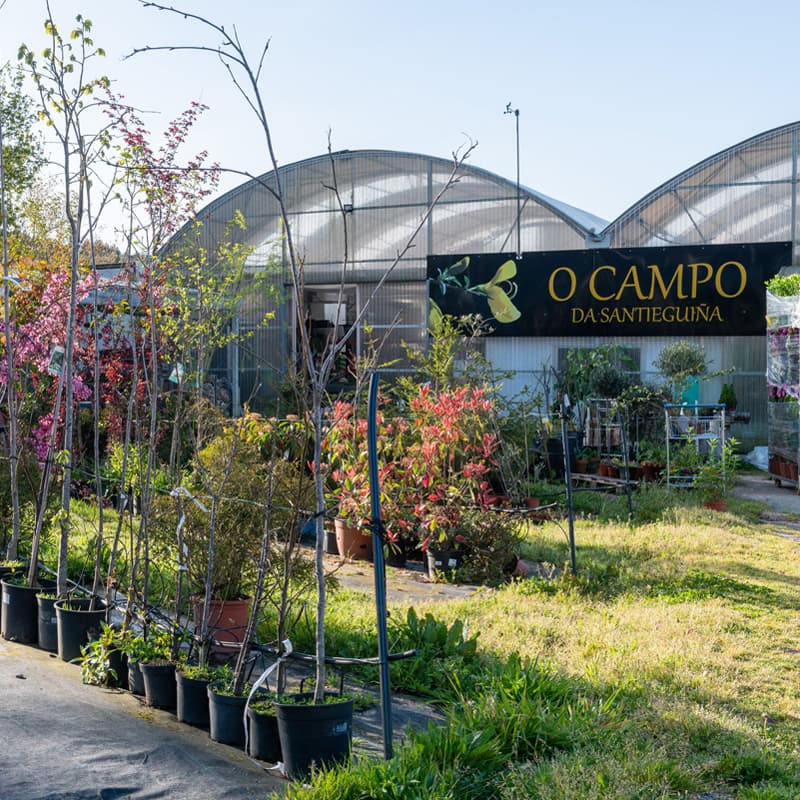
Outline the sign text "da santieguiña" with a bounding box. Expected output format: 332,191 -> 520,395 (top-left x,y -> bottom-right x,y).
547,259 -> 745,326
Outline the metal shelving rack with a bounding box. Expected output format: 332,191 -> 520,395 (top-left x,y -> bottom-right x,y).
664,403 -> 726,490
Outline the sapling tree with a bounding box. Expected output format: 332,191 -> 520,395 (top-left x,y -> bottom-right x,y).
0,64 -> 44,561
19,6 -> 111,593
101,95 -> 221,630
135,1 -> 476,703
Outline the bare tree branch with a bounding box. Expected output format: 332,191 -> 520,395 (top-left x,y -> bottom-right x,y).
134,0 -> 477,703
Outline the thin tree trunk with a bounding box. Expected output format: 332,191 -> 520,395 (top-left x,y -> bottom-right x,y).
0,115 -> 21,562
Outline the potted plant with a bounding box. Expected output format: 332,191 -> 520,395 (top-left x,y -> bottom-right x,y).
175,662 -> 228,728
247,697 -> 282,763
78,623 -> 126,688
324,398 -> 408,562
653,341 -> 708,402
718,383 -> 737,411
36,589 -> 61,653
400,384 -> 499,557
639,442 -> 667,481
206,666 -> 271,748
118,628 -> 172,696
448,507 -> 523,585
573,447 -> 593,474
151,418 -> 268,664
2,569 -> 55,646
54,594 -> 109,663
273,690 -> 355,780
693,437 -> 740,510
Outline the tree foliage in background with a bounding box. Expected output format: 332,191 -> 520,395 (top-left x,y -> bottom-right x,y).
0,63 -> 44,229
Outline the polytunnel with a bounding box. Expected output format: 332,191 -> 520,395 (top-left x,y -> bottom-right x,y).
165,149 -> 606,407
602,121 -> 800,249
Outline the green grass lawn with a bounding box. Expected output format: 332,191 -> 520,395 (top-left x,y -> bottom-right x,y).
278,491 -> 800,799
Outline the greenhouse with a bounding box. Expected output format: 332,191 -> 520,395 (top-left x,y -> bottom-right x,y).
168,126 -> 800,448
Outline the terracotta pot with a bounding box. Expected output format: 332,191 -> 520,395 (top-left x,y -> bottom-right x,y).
334,519 -> 373,561
574,459 -> 589,474
192,597 -> 251,663
641,463 -> 663,481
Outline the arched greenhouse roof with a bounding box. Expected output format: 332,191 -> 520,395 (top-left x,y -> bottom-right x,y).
602,121 -> 800,249
168,149 -> 606,281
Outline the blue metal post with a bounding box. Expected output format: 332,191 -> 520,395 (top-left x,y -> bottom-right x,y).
367,371 -> 393,758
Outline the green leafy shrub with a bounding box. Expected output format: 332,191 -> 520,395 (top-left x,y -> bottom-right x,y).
766,272 -> 800,297
388,608 -> 481,697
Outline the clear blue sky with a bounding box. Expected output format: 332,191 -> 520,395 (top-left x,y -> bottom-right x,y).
2,0 -> 799,232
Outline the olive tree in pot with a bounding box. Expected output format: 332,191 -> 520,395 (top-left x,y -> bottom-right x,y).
653,340 -> 709,403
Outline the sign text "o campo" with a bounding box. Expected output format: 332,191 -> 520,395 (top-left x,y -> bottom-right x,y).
547,261 -> 747,302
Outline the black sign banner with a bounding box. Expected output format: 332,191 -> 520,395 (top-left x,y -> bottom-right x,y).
427,242 -> 792,337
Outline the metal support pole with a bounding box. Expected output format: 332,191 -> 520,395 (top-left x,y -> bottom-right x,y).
505,103 -> 521,259
367,371 -> 393,759
560,394 -> 578,576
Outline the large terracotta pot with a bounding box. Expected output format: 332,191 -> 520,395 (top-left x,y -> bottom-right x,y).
334,519 -> 373,561
192,597 -> 251,664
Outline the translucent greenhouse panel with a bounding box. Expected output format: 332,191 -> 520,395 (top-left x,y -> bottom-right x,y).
359,280 -> 428,372
360,281 -> 427,326
430,200 -> 584,254
609,124 -> 799,248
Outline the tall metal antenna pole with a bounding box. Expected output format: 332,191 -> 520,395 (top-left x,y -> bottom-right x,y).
504,103 -> 521,258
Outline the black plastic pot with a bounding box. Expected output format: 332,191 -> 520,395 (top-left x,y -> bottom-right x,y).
108,647 -> 126,688
175,672 -> 211,728
325,528 -> 339,555
385,542 -> 407,569
36,593 -> 59,652
128,660 -> 145,695
425,548 -> 462,579
54,597 -> 107,663
141,661 -> 177,711
0,563 -> 26,613
274,696 -> 354,780
247,706 -> 281,763
1,579 -> 41,644
207,684 -> 248,746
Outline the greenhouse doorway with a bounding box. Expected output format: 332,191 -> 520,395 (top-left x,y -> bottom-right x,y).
298,286 -> 358,387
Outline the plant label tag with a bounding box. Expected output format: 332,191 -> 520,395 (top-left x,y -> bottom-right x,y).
3,594 -> 9,604
447,558 -> 457,567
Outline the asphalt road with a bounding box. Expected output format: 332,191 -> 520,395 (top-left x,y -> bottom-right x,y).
732,470 -> 800,516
